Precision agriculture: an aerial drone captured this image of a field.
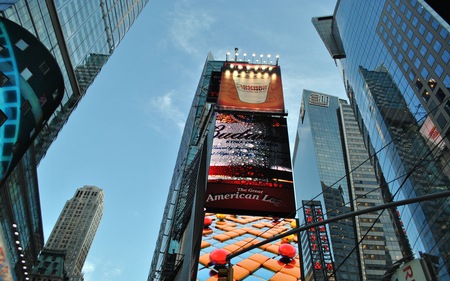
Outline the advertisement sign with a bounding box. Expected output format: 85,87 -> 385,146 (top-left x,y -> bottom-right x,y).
198,213 -> 301,281
419,117 -> 445,150
217,63 -> 285,113
390,259 -> 429,281
0,227 -> 15,281
204,113 -> 295,217
0,17 -> 64,185
303,200 -> 334,280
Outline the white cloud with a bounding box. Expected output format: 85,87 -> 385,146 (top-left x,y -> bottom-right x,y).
83,259 -> 123,281
169,2 -> 215,55
142,90 -> 186,133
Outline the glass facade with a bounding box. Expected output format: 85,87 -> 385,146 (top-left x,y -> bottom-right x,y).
294,90 -> 403,280
315,0 -> 450,279
0,1 -> 149,279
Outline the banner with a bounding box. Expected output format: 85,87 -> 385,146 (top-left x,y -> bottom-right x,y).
205,113 -> 295,217
217,63 -> 285,113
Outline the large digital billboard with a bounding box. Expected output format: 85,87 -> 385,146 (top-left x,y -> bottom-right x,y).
0,17 -> 64,185
204,113 -> 296,217
198,213 -> 301,281
217,63 -> 285,113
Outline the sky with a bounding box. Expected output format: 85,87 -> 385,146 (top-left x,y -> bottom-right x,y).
36,0 -> 346,280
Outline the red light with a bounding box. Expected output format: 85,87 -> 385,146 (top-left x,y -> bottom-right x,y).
327,263 -> 333,271
315,261 -> 322,270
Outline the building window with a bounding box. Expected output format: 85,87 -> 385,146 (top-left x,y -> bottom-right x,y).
439,28 -> 448,39
431,19 -> 439,30
427,54 -> 435,66
408,49 -> 414,60
425,32 -> 433,44
406,9 -> 412,19
424,11 -> 431,22
407,29 -> 413,39
418,23 -> 426,35
420,45 -> 427,57
433,41 -> 442,53
442,50 -> 449,64
413,37 -> 420,47
421,67 -> 429,79
434,64 -> 443,78
414,58 -> 421,69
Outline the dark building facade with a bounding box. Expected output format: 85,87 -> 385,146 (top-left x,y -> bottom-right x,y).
0,1 -> 149,280
314,0 -> 450,279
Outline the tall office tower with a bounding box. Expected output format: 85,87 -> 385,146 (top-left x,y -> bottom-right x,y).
314,0 -> 450,279
150,53 -> 300,281
44,186 -> 103,281
0,1 -> 148,279
293,90 -> 403,281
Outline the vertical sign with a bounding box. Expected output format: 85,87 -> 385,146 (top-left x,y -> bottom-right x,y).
303,201 -> 334,281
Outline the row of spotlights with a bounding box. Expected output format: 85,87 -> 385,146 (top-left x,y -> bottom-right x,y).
12,224 -> 30,280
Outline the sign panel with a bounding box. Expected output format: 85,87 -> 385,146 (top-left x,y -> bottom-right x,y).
198,213 -> 301,281
217,63 -> 285,113
205,113 -> 295,217
0,17 -> 64,185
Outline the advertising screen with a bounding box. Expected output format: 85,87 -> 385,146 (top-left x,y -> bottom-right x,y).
198,213 -> 301,281
205,113 -> 295,217
217,63 -> 285,113
0,17 -> 64,185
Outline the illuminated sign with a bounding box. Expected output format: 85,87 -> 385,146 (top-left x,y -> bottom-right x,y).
0,227 -> 15,280
0,17 -> 64,185
217,63 -> 285,113
205,113 -> 295,217
419,117 -> 445,150
303,201 -> 334,280
198,213 -> 301,281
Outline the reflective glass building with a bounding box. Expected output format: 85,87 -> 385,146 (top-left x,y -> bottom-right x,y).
0,1 -> 149,279
293,90 -> 403,281
314,0 -> 450,279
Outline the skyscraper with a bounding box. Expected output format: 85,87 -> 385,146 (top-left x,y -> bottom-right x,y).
149,53 -> 300,281
314,0 -> 450,279
44,186 -> 103,281
293,90 -> 403,280
0,1 -> 149,279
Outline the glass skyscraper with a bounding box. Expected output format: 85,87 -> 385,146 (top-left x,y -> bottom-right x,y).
293,90 -> 403,281
314,0 -> 450,279
0,1 -> 149,279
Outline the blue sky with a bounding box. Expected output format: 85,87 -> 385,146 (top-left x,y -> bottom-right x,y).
37,0 -> 346,280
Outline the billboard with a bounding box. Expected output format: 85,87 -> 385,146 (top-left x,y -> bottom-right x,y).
0,17 -> 64,185
217,62 -> 285,113
204,113 -> 295,217
0,227 -> 15,281
198,213 -> 301,281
